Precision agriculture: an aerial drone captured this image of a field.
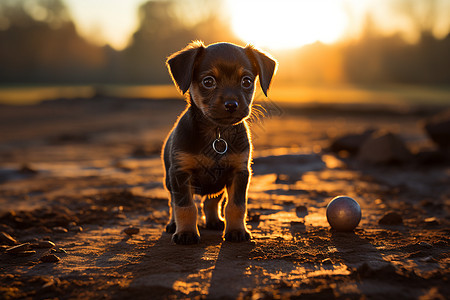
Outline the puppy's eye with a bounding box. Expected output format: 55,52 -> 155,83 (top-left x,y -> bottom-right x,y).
241,76 -> 253,89
202,76 -> 216,89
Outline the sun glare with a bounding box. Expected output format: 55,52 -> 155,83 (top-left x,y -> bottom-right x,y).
227,0 -> 348,50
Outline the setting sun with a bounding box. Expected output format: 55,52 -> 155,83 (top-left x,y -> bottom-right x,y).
227,0 -> 348,49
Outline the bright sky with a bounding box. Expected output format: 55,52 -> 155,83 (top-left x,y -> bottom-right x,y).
228,0 -> 349,49
65,0 -> 146,50
64,0 -> 450,51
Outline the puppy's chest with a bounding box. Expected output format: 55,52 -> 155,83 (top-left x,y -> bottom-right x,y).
176,151 -> 247,176
181,152 -> 248,195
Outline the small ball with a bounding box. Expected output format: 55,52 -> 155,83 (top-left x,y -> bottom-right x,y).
326,196 -> 361,231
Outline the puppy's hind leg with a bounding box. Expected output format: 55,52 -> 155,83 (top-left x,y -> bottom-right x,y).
203,192 -> 225,230
165,197 -> 177,233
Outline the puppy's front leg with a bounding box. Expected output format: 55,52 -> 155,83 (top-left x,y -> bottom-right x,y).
169,169 -> 200,245
224,170 -> 252,242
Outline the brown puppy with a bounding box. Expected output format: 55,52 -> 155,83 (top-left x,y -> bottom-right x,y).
163,41 -> 277,245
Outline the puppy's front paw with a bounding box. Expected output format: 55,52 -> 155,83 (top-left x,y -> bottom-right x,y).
205,219 -> 225,231
224,229 -> 251,242
165,222 -> 176,233
172,231 -> 200,245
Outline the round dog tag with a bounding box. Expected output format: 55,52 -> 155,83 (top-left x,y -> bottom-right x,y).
212,138 -> 228,154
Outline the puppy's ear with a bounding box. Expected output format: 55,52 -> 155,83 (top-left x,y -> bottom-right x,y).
166,41 -> 205,94
246,45 -> 277,97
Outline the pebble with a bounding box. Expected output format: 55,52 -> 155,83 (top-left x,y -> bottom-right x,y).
290,221 -> 305,226
6,243 -> 31,254
357,131 -> 412,164
424,109 -> 450,149
0,231 -> 18,245
417,241 -> 433,249
295,205 -> 308,219
19,164 -> 38,174
53,227 -> 68,233
424,217 -> 439,226
419,256 -> 436,263
378,212 -> 403,225
329,129 -> 375,155
40,254 -> 60,263
70,226 -> 83,232
123,226 -> 140,236
15,250 -> 37,257
32,241 -> 56,249
112,206 -> 124,213
322,258 -> 333,265
51,247 -> 67,254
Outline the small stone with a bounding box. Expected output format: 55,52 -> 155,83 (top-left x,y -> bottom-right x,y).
417,241 -> 433,249
6,243 -> 30,253
15,250 -> 36,257
251,292 -> 266,300
290,221 -> 305,226
330,129 -> 375,155
379,212 -> 403,225
123,226 -> 139,236
0,231 -> 18,245
67,222 -> 77,227
424,217 -> 439,226
42,280 -> 55,289
32,241 -> 56,249
19,164 -> 38,174
112,206 -> 124,213
424,109 -> 450,149
419,256 -> 436,263
357,131 -> 412,164
322,258 -> 333,265
295,205 -> 308,219
40,254 -> 60,263
51,247 -> 67,254
70,226 -> 83,232
53,227 -> 68,233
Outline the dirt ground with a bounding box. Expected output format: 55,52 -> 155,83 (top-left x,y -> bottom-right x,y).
0,97 -> 448,299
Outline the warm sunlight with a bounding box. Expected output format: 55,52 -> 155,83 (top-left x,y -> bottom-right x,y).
227,0 -> 348,49
65,0 -> 145,50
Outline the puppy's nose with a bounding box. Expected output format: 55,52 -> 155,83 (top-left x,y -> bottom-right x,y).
224,100 -> 238,113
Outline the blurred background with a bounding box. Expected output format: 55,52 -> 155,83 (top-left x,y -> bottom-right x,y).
0,0 -> 449,105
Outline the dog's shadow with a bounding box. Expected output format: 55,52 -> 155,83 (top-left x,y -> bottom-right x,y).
207,238 -> 255,298
111,228 -> 253,299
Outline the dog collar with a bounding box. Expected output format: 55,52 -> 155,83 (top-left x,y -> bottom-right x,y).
212,129 -> 228,155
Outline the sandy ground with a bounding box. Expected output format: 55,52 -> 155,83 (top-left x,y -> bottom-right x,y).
0,97 -> 449,299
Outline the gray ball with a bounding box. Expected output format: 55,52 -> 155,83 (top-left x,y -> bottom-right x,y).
326,196 -> 361,231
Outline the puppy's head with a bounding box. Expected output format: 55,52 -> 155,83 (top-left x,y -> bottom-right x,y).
166,41 -> 277,126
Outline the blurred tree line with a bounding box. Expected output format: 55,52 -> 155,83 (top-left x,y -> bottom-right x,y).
0,0 -> 238,85
277,16 -> 450,86
0,0 -> 449,86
